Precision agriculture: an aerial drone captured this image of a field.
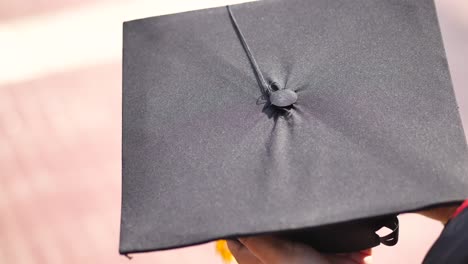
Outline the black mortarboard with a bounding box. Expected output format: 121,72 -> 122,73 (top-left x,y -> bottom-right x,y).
120,0 -> 468,255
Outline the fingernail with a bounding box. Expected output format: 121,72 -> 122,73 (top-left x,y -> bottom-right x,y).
363,255 -> 373,264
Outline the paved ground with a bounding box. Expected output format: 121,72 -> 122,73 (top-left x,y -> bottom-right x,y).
1,1 -> 466,263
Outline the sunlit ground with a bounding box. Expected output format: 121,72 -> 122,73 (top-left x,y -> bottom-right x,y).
1,1 -> 467,263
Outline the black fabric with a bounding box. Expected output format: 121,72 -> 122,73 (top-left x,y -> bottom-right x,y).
120,0 -> 468,254
423,209 -> 468,264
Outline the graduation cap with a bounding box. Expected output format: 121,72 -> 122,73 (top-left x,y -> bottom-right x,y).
120,0 -> 468,255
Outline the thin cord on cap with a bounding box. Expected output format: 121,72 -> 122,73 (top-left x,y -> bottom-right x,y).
227,6 -> 272,95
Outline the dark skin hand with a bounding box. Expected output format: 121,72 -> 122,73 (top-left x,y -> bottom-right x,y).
227,236 -> 373,264
227,206 -> 459,264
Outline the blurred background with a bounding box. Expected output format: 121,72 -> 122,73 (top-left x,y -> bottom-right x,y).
0,0 -> 467,263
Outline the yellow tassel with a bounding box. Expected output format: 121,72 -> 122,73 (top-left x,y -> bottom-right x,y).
216,240 -> 235,263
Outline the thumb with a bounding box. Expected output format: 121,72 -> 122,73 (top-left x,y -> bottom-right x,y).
239,236 -> 328,264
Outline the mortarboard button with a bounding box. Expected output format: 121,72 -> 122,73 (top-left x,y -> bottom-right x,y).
269,89 -> 298,107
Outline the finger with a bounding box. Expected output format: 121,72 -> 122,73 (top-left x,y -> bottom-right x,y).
359,249 -> 372,257
358,249 -> 373,264
348,249 -> 372,264
326,254 -> 360,264
227,240 -> 262,264
363,255 -> 373,264
326,250 -> 373,264
347,249 -> 372,264
238,236 -> 290,263
239,236 -> 325,264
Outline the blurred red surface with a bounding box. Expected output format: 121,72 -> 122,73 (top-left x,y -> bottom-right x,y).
0,0 -> 113,21
0,63 -> 225,263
